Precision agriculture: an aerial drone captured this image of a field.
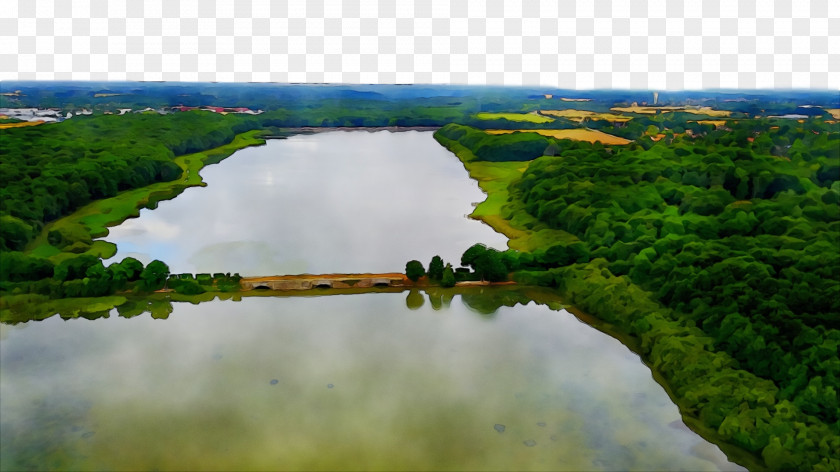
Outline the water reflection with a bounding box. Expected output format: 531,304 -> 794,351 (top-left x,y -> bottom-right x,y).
1,292 -> 744,471
405,289 -> 425,310
1,286 -> 560,325
102,131 -> 509,276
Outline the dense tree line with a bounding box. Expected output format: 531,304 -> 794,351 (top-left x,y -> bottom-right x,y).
1,252 -> 244,299
436,123 -> 603,162
0,102 -> 584,254
404,254 -> 473,287
0,252 -> 170,298
585,111 -> 720,140
437,117 -> 839,471
166,272 -> 242,294
0,112 -> 265,251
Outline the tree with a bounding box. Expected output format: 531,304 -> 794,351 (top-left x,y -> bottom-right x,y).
81,261 -> 114,296
441,263 -> 456,288
461,243 -> 489,268
461,244 -> 508,282
0,215 -> 34,251
53,255 -> 100,281
173,279 -> 206,295
84,261 -> 109,280
139,260 -> 170,291
428,255 -> 444,281
0,251 -> 54,282
108,257 -> 143,282
405,260 -> 425,283
474,250 -> 509,282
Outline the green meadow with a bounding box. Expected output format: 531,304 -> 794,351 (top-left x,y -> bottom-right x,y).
474,111 -> 555,123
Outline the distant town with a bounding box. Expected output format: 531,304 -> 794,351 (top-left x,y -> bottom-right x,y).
0,104 -> 263,123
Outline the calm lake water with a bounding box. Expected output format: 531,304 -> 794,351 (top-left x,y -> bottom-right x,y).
102,131 -> 509,275
1,131 -> 745,470
0,293 -> 742,471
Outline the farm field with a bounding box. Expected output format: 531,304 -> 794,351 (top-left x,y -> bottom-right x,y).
539,109 -> 632,122
485,128 -> 632,145
0,121 -> 45,129
610,105 -> 732,116
474,111 -> 555,123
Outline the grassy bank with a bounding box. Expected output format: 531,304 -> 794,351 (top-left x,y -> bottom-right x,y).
433,133 -> 578,252
25,130 -> 266,263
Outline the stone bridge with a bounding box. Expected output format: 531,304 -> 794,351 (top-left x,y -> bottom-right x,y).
240,273 -> 408,291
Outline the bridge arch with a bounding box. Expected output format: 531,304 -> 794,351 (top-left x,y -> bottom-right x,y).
240,273 -> 407,291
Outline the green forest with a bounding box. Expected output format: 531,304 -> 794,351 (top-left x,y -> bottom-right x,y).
0,97 -> 585,256
1,85 -> 838,471
435,113 -> 839,471
0,112 -> 264,252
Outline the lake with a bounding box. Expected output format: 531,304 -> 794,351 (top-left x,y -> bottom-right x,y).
0,292 -> 743,471
1,131 -> 744,470
102,130 -> 510,275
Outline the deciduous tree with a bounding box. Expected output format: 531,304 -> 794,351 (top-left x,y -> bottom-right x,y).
428,255 -> 444,281
405,260 -> 425,283
139,260 -> 170,291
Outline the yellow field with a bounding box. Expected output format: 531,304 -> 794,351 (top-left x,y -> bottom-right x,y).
611,105 -> 731,117
486,128 -> 632,145
823,108 -> 840,119
474,112 -> 555,124
540,109 -> 632,123
0,120 -> 45,129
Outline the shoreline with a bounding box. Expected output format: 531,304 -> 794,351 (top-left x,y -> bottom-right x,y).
1,284 -> 546,325
25,130 -> 268,262
264,126 -> 440,137
433,128 -> 764,471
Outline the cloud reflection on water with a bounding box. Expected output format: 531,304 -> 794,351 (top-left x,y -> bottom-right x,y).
103,130 -> 509,276
0,294 -> 744,471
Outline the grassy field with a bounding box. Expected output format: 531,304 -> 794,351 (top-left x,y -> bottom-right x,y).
823,108 -> 840,119
474,112 -> 555,123
461,159 -> 580,252
610,105 -> 732,117
539,109 -> 632,123
486,128 -> 632,145
434,133 -> 579,252
27,130 -> 267,262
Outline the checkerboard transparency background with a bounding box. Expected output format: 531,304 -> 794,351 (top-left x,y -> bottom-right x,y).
2,0 -> 838,89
